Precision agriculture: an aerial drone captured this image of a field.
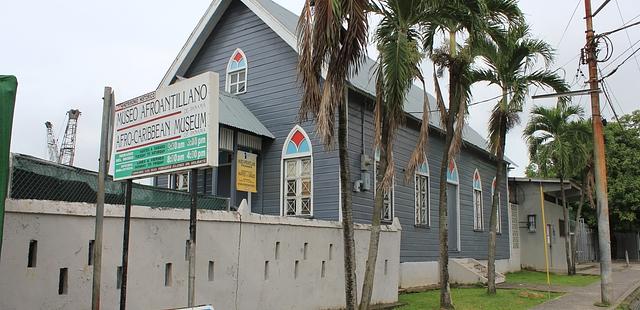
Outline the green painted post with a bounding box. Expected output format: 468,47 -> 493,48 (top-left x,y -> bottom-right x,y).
0,75 -> 18,261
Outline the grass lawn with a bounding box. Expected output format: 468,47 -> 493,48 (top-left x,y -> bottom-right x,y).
398,288 -> 562,310
506,270 -> 600,287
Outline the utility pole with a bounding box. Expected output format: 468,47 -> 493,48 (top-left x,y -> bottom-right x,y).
583,0 -> 613,305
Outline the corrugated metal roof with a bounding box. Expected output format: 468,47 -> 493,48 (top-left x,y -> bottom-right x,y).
254,0 -> 511,162
219,92 -> 275,139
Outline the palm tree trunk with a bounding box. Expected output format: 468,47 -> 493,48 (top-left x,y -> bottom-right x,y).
339,99 -> 358,309
571,179 -> 586,274
560,176 -> 573,275
438,134 -> 453,309
487,109 -> 507,294
359,111 -> 390,310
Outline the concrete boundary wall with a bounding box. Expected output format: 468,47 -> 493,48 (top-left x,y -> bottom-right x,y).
399,258 -> 513,289
0,199 -> 401,310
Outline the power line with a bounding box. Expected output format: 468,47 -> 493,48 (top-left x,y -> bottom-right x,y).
533,0 -> 582,97
597,20 -> 640,38
613,0 -> 640,74
600,45 -> 640,79
601,38 -> 640,70
558,0 -> 583,47
406,92 -> 514,114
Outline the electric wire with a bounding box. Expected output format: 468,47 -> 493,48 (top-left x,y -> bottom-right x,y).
601,38 -> 640,70
613,0 -> 640,74
600,45 -> 640,79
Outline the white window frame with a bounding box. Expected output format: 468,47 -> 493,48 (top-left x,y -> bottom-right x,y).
374,149 -> 394,222
414,159 -> 430,226
225,48 -> 248,95
280,125 -> 313,216
472,169 -> 484,231
492,177 -> 502,234
446,158 -> 461,251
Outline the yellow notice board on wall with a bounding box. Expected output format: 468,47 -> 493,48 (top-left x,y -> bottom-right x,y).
236,151 -> 257,193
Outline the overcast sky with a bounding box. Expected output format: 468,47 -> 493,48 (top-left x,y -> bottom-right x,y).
2,0 -> 638,176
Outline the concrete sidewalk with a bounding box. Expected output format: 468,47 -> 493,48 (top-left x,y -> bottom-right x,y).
532,263 -> 640,309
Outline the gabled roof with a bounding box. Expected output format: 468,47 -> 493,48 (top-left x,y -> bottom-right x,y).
160,0 -> 504,161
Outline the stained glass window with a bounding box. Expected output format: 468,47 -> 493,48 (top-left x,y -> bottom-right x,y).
226,49 -> 247,94
282,126 -> 312,216
446,158 -> 459,184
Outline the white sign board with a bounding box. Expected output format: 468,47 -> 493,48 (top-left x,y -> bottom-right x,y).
113,72 -> 219,180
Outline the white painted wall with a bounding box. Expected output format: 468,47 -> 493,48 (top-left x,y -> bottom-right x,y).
517,184 -> 570,273
0,199 -> 401,310
399,258 -> 512,289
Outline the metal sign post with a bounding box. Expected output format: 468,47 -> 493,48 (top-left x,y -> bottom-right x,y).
92,87 -> 115,310
188,168 -> 198,307
119,179 -> 133,310
111,72 -> 219,309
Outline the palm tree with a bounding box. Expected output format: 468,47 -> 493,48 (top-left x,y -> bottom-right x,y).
472,23 -> 569,293
569,119 -> 594,274
420,1 -> 522,307
297,1 -> 368,308
524,102 -> 587,276
359,1 -> 428,309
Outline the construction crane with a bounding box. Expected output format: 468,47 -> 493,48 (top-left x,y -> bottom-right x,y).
44,121 -> 59,163
45,109 -> 81,166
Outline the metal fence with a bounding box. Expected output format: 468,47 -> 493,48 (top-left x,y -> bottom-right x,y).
8,153 -> 230,211
575,218 -> 598,263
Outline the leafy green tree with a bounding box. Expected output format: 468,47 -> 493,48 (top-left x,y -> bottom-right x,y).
473,23 -> 568,293
604,110 -> 640,231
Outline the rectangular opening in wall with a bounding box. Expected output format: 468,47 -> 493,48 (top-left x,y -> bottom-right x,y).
275,242 -> 280,260
117,266 -> 123,289
58,268 -> 68,295
264,261 -> 269,280
27,240 -> 37,268
185,240 -> 190,261
321,261 -> 326,278
165,263 -> 172,287
294,260 -> 299,279
208,261 -> 215,282
303,242 -> 308,260
329,244 -> 333,260
88,240 -> 95,266
384,259 -> 388,276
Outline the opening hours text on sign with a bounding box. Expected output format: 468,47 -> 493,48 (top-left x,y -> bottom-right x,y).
236,151 -> 257,193
112,72 -> 219,180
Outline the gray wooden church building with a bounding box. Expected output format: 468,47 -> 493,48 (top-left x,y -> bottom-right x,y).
154,0 -> 517,281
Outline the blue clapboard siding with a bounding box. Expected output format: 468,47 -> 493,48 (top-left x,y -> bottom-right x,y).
346,91 -> 510,262
157,0 -> 511,262
184,1 -> 339,220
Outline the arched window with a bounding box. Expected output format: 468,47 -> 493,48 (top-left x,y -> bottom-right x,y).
492,177 -> 502,233
281,125 -> 312,216
472,169 -> 484,231
446,158 -> 459,184
446,158 -> 461,251
226,49 -> 247,94
415,160 -> 430,226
